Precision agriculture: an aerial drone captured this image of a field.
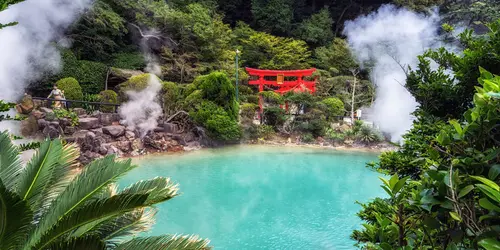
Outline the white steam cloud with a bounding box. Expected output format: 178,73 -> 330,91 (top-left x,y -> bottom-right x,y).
344,5 -> 444,142
119,34 -> 163,138
0,0 -> 93,102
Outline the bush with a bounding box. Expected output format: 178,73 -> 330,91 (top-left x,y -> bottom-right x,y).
238,85 -> 254,95
189,101 -> 227,125
111,52 -> 146,70
263,107 -> 287,128
99,90 -> 118,113
356,125 -> 384,144
56,77 -> 83,101
257,125 -> 275,139
259,91 -> 285,105
184,90 -> 203,109
301,133 -> 315,143
162,81 -> 182,115
325,128 -> 345,143
245,95 -> 260,105
205,114 -> 241,141
319,97 -> 344,120
82,94 -> 101,114
53,108 -> 79,126
240,103 -> 258,120
118,73 -> 155,102
197,71 -> 239,120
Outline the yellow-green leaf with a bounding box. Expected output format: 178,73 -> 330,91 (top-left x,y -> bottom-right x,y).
471,176 -> 499,191
449,211 -> 461,222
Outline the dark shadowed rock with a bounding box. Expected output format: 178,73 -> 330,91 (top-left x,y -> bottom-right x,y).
64,126 -> 76,135
37,119 -> 48,129
102,125 -> 125,137
162,123 -> 177,133
42,125 -> 60,139
79,117 -> 100,130
21,115 -> 39,137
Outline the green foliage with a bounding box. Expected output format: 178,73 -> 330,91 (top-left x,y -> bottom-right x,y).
162,81 -> 183,116
118,74 -> 154,102
81,94 -> 101,114
406,22 -> 500,118
259,91 -> 285,105
240,103 -> 258,120
235,22 -> 311,70
56,77 -> 83,101
53,109 -> 79,126
251,0 -> 293,35
293,7 -> 333,47
355,126 -> 383,144
0,100 -> 16,121
0,0 -> 24,29
257,125 -> 275,139
196,72 -> 239,120
99,90 -> 118,113
314,38 -> 358,75
245,95 -> 260,105
318,97 -> 344,120
301,133 -> 315,143
17,142 -> 41,151
262,107 -> 287,128
393,0 -> 444,12
354,69 -> 500,249
0,131 -> 211,249
205,114 -> 241,141
324,128 -> 345,143
111,52 -> 145,70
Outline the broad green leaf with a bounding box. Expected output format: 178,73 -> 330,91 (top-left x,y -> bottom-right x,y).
479,198 -> 500,212
449,120 -> 463,136
458,185 -> 474,199
483,80 -> 499,92
380,243 -> 392,250
476,184 -> 500,202
471,176 -> 499,191
478,238 -> 500,250
381,185 -> 393,197
449,212 -> 461,222
379,177 -> 390,188
392,176 -> 409,194
489,164 -> 500,180
389,174 -> 398,190
479,215 -> 498,222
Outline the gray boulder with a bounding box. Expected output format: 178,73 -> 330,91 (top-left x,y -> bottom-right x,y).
102,125 -> 125,137
79,117 -> 100,130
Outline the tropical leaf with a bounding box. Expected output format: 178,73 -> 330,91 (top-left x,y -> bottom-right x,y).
119,177 -> 179,205
0,179 -> 33,250
42,235 -> 106,250
37,143 -> 80,214
0,131 -> 22,192
116,235 -> 211,250
98,208 -> 157,244
28,156 -> 136,248
478,238 -> 500,250
32,194 -> 148,249
17,139 -> 64,209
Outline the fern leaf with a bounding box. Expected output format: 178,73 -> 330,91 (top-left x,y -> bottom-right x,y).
119,177 -> 179,205
0,131 -> 22,192
116,235 -> 211,250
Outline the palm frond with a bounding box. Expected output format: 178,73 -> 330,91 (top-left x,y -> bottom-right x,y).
37,143 -> 80,214
119,177 -> 179,205
0,179 -> 33,250
0,131 -> 22,192
116,235 -> 211,250
31,194 -> 148,249
28,156 -> 136,248
98,208 -> 157,245
17,139 -> 64,209
42,235 -> 106,250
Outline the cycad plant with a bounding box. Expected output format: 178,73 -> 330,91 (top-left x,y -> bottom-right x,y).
0,131 -> 210,249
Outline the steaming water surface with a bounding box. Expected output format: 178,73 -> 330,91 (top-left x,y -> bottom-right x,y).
120,145 -> 386,249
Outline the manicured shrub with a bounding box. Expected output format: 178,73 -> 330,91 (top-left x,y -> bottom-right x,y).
240,103 -> 258,120
99,90 -> 118,113
205,114 -> 241,141
56,77 -> 83,101
196,71 -> 239,120
111,52 -> 145,70
118,73 -> 155,102
319,97 -> 344,120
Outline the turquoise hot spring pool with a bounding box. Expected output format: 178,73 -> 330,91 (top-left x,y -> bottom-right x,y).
119,145 -> 386,249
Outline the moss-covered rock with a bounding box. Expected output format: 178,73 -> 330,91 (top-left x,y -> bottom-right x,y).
99,90 -> 118,113
56,77 -> 83,101
118,73 -> 158,102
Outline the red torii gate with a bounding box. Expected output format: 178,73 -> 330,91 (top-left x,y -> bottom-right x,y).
246,67 -> 317,115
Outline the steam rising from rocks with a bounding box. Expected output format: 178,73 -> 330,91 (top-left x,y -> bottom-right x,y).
119,33 -> 163,138
344,5 -> 442,142
0,0 -> 92,102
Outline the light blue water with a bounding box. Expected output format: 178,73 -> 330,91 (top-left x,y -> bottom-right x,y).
120,145 -> 386,250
